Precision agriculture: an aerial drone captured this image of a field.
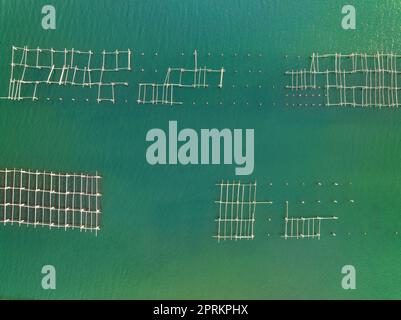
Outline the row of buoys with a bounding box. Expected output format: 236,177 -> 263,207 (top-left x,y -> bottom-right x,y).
138,68 -> 266,73
27,98 -> 313,108
138,52 -> 264,57
38,99 -> 268,105
33,97 -> 131,103
286,93 -> 323,96
267,181 -> 353,186
286,103 -> 324,107
284,55 -> 302,59
265,231 -> 401,237
296,200 -> 355,204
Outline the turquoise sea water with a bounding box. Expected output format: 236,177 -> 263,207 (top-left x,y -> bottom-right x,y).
1,0 -> 401,299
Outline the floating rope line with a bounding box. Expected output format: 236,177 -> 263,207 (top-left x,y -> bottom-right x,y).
137,83 -> 180,105
285,52 -> 401,108
214,181 -> 272,242
137,49 -> 225,105
282,201 -> 337,240
0,46 -> 131,103
0,169 -> 102,235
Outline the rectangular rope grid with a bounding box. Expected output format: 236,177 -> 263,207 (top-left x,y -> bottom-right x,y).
282,201 -> 337,240
137,50 -> 225,105
0,169 -> 102,235
1,45 -> 131,103
285,52 -> 401,108
137,83 -> 180,105
214,181 -> 272,242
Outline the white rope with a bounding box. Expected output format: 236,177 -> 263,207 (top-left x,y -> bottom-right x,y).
214,181 -> 272,241
286,52 -> 401,108
2,45 -> 131,103
282,201 -> 337,240
138,49 -> 225,105
0,168 -> 102,234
